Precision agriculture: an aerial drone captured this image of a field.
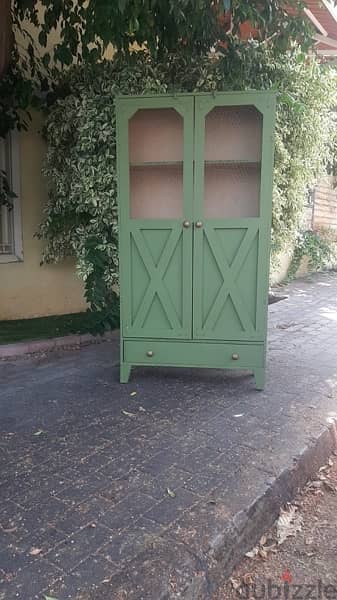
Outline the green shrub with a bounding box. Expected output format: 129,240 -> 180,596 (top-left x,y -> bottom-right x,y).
288,228 -> 337,279
40,45 -> 337,327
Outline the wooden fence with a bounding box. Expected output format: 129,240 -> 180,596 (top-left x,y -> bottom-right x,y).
312,176 -> 337,233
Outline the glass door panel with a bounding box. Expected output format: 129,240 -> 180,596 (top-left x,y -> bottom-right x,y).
204,164 -> 261,219
129,108 -> 184,164
130,165 -> 183,219
129,108 -> 184,220
204,106 -> 262,163
203,106 -> 262,219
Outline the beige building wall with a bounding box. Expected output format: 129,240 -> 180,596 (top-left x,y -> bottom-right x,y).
0,112 -> 87,320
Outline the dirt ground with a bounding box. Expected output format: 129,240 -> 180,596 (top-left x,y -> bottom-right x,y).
215,452 -> 337,599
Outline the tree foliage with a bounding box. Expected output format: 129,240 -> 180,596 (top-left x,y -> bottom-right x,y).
0,0 -> 313,208
13,0 -> 312,65
3,0 -> 313,121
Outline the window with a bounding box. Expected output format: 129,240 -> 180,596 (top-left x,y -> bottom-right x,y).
0,131 -> 23,262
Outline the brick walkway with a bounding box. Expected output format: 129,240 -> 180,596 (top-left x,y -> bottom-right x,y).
0,272 -> 337,600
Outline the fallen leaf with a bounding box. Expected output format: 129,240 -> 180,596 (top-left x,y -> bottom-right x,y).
258,548 -> 268,559
121,410 -> 136,417
29,547 -> 42,556
33,430 -> 44,436
323,481 -> 336,493
230,577 -> 241,590
328,458 -> 333,467
130,391 -> 137,397
138,406 -> 146,412
245,546 -> 259,558
276,505 -> 303,545
308,480 -> 322,489
259,534 -> 267,546
242,573 -> 254,585
44,596 -> 59,600
167,487 -> 176,498
305,537 -> 314,545
233,414 -> 244,418
1,525 -> 17,533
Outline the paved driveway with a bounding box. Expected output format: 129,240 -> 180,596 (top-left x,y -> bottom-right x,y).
1,273 -> 337,599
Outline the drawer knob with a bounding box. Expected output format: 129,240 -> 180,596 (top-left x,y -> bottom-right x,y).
195,221 -> 203,228
232,353 -> 239,360
146,350 -> 154,357
183,220 -> 191,229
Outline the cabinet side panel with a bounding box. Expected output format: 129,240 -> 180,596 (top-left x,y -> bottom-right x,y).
255,97 -> 276,336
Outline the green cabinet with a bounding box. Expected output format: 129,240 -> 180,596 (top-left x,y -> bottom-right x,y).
116,92 -> 276,389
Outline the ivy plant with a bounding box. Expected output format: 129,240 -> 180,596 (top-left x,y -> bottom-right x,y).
39,45 -> 337,326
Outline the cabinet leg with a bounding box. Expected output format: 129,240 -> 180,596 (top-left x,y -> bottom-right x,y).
120,363 -> 131,384
253,368 -> 265,390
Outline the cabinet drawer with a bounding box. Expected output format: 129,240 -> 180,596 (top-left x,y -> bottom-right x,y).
123,340 -> 264,369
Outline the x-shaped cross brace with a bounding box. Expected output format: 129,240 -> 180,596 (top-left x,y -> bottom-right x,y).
202,224 -> 259,333
131,228 -> 182,330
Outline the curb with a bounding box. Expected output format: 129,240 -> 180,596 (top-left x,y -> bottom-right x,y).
0,329 -> 119,359
85,420 -> 337,600
190,420 -> 337,598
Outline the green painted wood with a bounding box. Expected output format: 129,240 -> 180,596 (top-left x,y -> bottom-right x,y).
123,339 -> 264,369
120,362 -> 131,383
255,96 -> 276,335
253,367 -> 265,390
116,92 -> 276,388
126,221 -> 191,338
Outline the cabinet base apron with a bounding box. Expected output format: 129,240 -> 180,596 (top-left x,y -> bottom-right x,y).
120,339 -> 266,389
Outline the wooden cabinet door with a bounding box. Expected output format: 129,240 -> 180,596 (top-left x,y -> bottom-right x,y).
192,93 -> 276,341
117,96 -> 194,339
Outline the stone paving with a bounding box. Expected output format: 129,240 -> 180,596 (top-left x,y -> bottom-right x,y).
0,272 -> 337,600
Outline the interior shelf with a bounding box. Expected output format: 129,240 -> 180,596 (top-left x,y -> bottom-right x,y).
130,160 -> 260,168
204,160 -> 261,167
130,161 -> 183,167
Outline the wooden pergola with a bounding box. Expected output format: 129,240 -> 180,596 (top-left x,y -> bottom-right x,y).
304,0 -> 337,57
223,0 -> 337,59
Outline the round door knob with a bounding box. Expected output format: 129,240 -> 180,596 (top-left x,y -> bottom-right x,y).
195,221 -> 203,228
146,351 -> 154,357
183,220 -> 190,229
232,353 -> 239,361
